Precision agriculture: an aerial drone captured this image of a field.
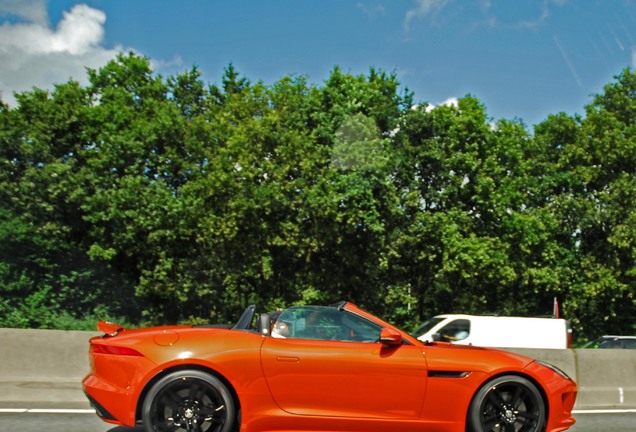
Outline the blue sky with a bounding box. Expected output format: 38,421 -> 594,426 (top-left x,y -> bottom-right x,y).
1,1 -> 635,127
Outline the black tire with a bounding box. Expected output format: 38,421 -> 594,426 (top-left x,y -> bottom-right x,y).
142,370 -> 235,432
467,375 -> 545,432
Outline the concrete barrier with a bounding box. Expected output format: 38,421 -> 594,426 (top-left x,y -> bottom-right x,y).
508,348 -> 578,381
0,328 -> 634,408
0,328 -> 99,405
505,348 -> 636,409
574,349 -> 636,408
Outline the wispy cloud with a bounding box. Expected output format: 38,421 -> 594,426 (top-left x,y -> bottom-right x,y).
517,7 -> 551,30
404,0 -> 451,31
357,2 -> 385,19
501,0 -> 567,30
0,1 -> 123,106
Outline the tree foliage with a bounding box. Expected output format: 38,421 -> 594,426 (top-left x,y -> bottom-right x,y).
1,53 -> 634,341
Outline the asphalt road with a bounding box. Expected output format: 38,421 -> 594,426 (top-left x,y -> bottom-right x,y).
0,410 -> 634,432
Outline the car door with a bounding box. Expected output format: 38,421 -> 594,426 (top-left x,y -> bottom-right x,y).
260,329 -> 427,419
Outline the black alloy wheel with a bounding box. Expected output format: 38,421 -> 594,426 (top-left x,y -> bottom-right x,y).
467,375 -> 546,432
142,370 -> 235,432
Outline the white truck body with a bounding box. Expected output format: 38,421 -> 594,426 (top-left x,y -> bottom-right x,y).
413,314 -> 572,349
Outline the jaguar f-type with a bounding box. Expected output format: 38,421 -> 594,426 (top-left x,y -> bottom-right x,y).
83,302 -> 577,432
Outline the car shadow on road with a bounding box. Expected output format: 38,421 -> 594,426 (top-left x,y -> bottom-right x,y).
107,427 -> 144,432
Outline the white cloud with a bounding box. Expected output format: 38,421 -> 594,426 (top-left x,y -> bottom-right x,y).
0,0 -> 48,26
425,97 -> 458,112
53,4 -> 106,55
0,1 -> 123,106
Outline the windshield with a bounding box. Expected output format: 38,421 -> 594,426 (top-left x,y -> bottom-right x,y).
271,306 -> 382,342
411,317 -> 445,338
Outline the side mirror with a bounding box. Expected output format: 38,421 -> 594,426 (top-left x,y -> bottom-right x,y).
432,332 -> 442,342
379,328 -> 402,346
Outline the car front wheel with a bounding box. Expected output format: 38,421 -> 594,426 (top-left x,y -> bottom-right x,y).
467,375 -> 545,432
142,370 -> 235,432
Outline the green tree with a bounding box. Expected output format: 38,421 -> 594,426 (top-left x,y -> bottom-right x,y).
557,69 -> 636,338
0,78 -> 137,328
2,50 -> 634,341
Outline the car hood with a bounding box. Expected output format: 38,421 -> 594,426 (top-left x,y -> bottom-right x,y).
423,341 -> 535,374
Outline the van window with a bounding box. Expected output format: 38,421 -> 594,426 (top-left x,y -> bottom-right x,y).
438,319 -> 470,342
412,317 -> 445,339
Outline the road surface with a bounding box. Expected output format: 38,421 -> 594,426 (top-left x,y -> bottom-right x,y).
1,407 -> 635,431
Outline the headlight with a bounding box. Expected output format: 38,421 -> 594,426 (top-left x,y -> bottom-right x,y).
535,360 -> 572,380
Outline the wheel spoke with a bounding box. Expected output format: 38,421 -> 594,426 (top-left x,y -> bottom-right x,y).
517,410 -> 539,425
487,387 -> 506,406
479,405 -> 499,431
204,404 -> 225,413
511,386 -> 527,410
518,409 -> 538,419
482,417 -> 498,430
162,388 -> 184,410
200,405 -> 225,424
504,423 -> 517,432
188,381 -> 202,401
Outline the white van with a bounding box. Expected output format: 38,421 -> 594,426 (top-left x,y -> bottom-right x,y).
413,314 -> 572,349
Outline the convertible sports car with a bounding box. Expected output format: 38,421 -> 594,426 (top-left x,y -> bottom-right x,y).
83,302 -> 577,432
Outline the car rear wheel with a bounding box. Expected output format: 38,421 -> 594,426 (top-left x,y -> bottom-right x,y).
467,375 -> 545,432
142,370 -> 235,432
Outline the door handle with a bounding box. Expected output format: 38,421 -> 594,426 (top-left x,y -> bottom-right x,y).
276,356 -> 300,363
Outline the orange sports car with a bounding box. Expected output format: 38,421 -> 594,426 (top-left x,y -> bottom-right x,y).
82,302 -> 577,432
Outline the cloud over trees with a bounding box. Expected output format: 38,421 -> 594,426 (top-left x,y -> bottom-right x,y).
0,1 -> 122,105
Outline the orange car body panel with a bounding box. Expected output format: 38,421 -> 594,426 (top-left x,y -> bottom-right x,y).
83,302 -> 577,432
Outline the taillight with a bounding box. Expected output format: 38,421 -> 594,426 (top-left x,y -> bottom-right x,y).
92,343 -> 143,357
